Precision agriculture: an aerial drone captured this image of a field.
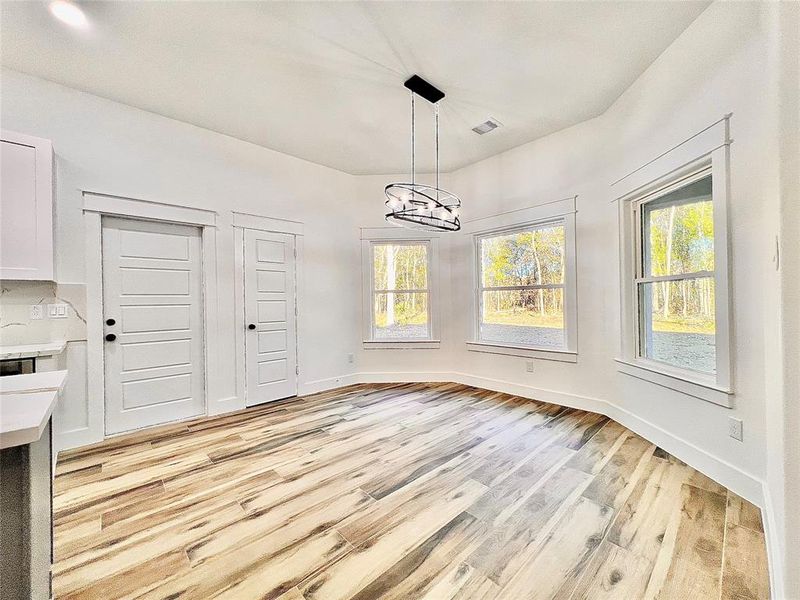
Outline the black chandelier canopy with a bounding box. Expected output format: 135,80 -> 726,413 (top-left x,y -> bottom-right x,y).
384,75 -> 461,232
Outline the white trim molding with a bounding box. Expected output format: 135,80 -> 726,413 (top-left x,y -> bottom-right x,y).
615,358 -> 732,406
613,117 -> 734,408
232,215 -> 305,411
82,191 -> 221,442
364,340 -> 442,350
232,211 -> 303,236
83,191 -> 217,226
466,342 -> 578,362
461,196 -> 577,235
360,227 -> 441,349
465,196 -> 579,359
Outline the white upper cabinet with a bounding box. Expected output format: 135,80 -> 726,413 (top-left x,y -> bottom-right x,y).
0,130 -> 54,280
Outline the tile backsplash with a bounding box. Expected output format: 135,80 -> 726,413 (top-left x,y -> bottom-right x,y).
0,281 -> 87,346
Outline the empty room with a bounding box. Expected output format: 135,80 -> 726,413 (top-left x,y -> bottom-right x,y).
0,1 -> 798,599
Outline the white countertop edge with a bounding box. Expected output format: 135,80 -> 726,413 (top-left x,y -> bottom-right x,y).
0,341 -> 67,360
0,370 -> 67,449
0,370 -> 68,394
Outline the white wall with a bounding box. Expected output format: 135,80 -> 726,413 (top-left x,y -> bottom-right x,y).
0,68 -> 364,447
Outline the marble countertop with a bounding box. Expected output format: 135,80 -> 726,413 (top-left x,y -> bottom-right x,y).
0,370 -> 67,449
0,341 -> 67,360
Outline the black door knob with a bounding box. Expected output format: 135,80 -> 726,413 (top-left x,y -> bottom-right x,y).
106,318 -> 116,326
105,333 -> 117,342
248,324 -> 256,330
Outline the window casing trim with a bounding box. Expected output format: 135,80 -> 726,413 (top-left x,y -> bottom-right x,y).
616,149 -> 733,407
467,203 -> 578,358
360,231 -> 440,348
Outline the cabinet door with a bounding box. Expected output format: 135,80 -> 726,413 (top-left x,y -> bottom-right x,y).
0,131 -> 54,280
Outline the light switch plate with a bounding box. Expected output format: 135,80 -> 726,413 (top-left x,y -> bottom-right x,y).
525,360 -> 535,373
48,303 -> 69,319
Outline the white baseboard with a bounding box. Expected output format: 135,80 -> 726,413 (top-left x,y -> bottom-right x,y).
207,395 -> 244,416
298,374 -> 360,396
761,482 -> 786,600
54,426 -> 103,454
356,371 -> 454,384
452,371 -> 607,415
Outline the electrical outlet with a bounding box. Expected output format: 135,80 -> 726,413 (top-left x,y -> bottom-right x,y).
728,417 -> 743,442
525,360 -> 535,373
347,353 -> 355,364
30,305 -> 44,320
48,304 -> 69,319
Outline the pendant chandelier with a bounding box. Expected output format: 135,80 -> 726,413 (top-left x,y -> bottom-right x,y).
384,75 -> 461,232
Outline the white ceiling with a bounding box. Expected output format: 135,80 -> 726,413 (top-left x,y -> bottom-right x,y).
1,1 -> 709,175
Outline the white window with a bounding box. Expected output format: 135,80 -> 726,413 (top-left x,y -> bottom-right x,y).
636,174 -> 715,374
361,229 -> 440,348
465,198 -> 578,361
617,149 -> 732,406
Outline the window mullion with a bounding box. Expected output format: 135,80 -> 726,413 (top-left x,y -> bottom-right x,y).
480,284 -> 565,292
635,271 -> 714,284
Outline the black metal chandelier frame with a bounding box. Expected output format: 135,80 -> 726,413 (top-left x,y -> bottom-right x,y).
384,75 -> 461,232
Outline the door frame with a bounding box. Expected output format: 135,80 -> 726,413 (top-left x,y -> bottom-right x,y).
232,211 -> 303,407
83,191 -> 219,439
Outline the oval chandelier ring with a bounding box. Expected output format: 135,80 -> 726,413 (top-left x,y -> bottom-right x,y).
384,75 -> 462,232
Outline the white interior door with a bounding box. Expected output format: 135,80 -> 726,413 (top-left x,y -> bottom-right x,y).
102,217 -> 205,434
244,229 -> 297,406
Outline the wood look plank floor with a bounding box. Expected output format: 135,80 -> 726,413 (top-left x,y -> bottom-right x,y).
53,383 -> 771,600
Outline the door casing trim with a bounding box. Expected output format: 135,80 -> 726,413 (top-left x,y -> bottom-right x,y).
233,217 -> 303,410
83,191 -> 219,440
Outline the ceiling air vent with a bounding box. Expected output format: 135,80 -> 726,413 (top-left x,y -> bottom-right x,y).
472,118 -> 502,135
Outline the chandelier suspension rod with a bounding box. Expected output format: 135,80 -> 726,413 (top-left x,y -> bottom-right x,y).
435,103 -> 440,200
411,91 -> 415,188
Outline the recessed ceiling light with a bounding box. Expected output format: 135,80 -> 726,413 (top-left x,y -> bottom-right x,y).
49,0 -> 88,29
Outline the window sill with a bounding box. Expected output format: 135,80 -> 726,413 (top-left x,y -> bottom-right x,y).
614,358 -> 733,408
466,342 -> 577,363
363,340 -> 441,350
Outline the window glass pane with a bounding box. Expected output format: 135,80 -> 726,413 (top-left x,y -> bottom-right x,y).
373,244 -> 428,290
481,225 -> 565,287
374,291 -> 429,339
643,176 -> 714,277
638,277 -> 716,374
480,288 -> 564,349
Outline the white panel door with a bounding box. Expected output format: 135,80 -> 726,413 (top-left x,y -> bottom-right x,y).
102,217 -> 205,434
244,229 -> 297,406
